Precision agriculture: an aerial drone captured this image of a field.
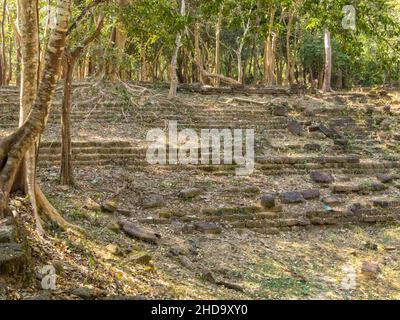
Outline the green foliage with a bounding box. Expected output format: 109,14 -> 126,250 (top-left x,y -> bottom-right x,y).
2,0 -> 400,86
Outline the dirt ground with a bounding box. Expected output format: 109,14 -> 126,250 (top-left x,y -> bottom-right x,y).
3,186 -> 400,300
1,84 -> 400,300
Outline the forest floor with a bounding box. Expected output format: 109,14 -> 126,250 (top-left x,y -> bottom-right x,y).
4,195 -> 400,300
1,82 -> 400,300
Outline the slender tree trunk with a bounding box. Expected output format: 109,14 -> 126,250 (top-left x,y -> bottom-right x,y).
323,28 -> 332,92
236,11 -> 251,84
7,36 -> 12,84
176,52 -> 184,83
5,9 -> 12,85
84,52 -> 91,77
60,58 -> 74,186
226,54 -> 232,78
168,0 -> 186,99
6,2 -> 21,85
0,52 -> 3,86
237,49 -> 243,84
140,41 -> 147,82
60,17 -> 103,186
194,23 -> 204,84
318,69 -> 324,89
104,0 -> 129,80
251,36 -> 257,82
1,0 -> 7,86
214,5 -> 222,87
309,68 -> 314,90
263,7 -> 277,85
252,0 -> 261,82
286,12 -> 295,86
277,57 -> 284,86
39,0 -> 51,80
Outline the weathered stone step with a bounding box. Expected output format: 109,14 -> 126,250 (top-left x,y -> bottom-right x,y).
39,153 -> 142,162
1,117 -> 291,129
39,159 -> 115,167
40,146 -> 145,156
201,206 -> 264,216
229,209 -> 399,232
37,157 -> 400,176
40,141 -> 132,148
371,198 -> 400,208
173,123 -> 286,130
40,104 -> 274,114
331,182 -> 389,194
48,114 -> 123,120
259,161 -> 400,171
258,155 -> 361,164
1,112 -> 292,126
206,212 -> 279,223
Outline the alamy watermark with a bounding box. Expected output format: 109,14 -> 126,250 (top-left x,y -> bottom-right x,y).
40,265 -> 57,290
341,265 -> 357,290
342,5 -> 356,30
146,121 -> 255,176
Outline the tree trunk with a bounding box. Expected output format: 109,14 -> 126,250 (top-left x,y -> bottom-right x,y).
0,51 -> 3,86
236,12 -> 251,85
0,0 -> 73,233
18,0 -> 39,125
60,58 -> 74,186
263,7 -> 276,85
194,23 -> 204,84
237,49 -> 243,84
84,52 -> 91,77
214,5 -> 222,87
309,68 -> 315,90
323,28 -> 332,92
1,0 -> 7,86
276,56 -> 284,86
38,0 -> 51,81
60,16 -> 103,186
6,1 -> 21,83
140,41 -> 147,82
168,0 -> 186,99
7,34 -> 12,84
252,0 -> 261,82
286,12 -> 295,86
14,0 -> 41,231
103,0 -> 129,80
318,69 -> 324,89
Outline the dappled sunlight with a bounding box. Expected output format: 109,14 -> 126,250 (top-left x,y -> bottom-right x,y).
1,0 -> 400,302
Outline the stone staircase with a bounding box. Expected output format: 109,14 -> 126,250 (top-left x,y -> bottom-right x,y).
1,84 -> 400,234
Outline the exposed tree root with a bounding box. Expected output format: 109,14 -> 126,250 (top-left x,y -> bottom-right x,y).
118,79 -> 152,96
225,97 -> 267,106
35,184 -> 84,235
192,59 -> 241,86
1,137 -> 83,235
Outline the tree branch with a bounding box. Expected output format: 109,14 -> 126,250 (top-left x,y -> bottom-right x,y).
67,0 -> 107,36
70,15 -> 104,59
